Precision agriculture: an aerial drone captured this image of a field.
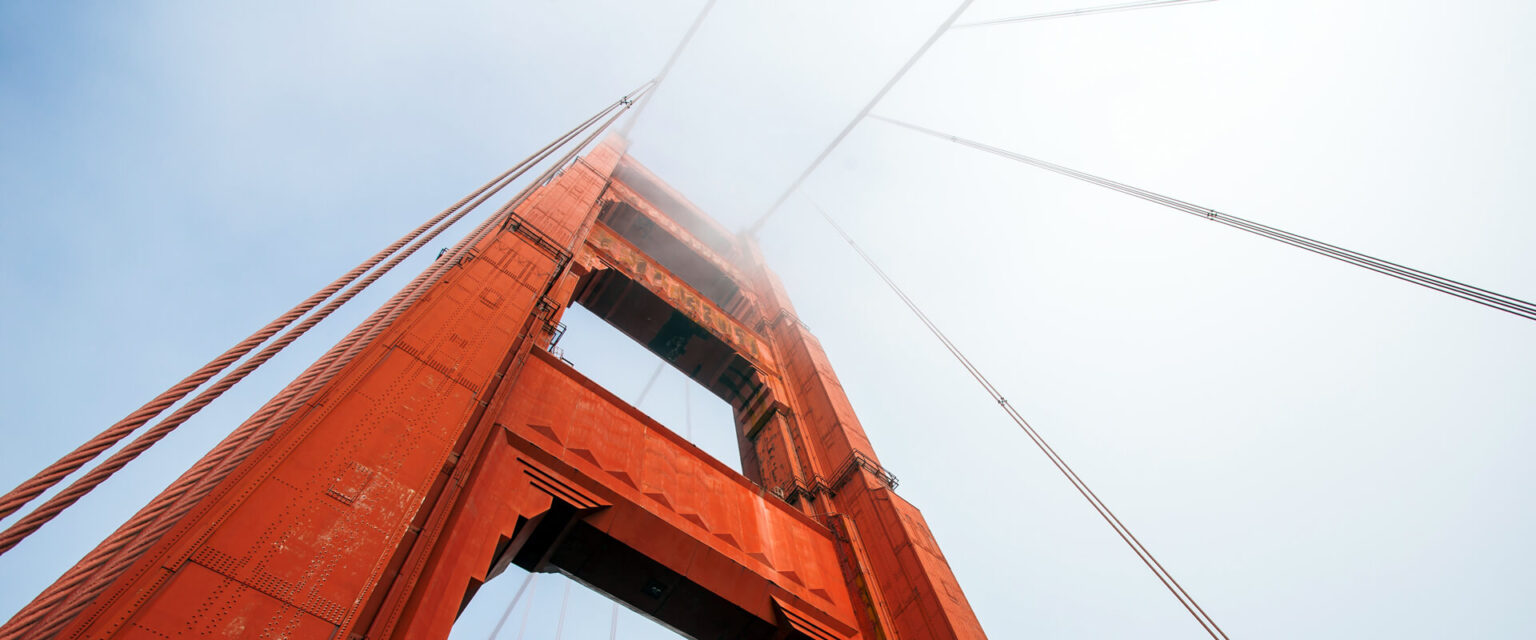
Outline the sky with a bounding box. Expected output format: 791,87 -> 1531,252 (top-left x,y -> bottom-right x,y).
2,0 -> 1535,638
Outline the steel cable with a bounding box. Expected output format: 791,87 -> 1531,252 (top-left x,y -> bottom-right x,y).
486,573 -> 536,640
871,114 -> 1536,322
951,0 -> 1217,29
809,195 -> 1229,639
0,96 -> 624,560
618,0 -> 717,138
319,97 -> 645,640
512,573 -> 541,640
0,85 -> 648,640
745,0 -> 977,234
39,85 -> 647,640
553,578 -> 573,640
0,143 -> 550,523
634,362 -> 665,407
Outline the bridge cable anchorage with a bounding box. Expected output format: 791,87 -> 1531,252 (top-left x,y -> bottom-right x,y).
0,82 -> 654,640
486,573 -> 535,640
868,114 -> 1536,323
950,0 -> 1217,29
806,194 -> 1229,640
744,0 -> 977,236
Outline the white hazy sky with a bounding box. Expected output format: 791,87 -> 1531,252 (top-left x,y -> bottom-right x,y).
3,1 -> 1535,638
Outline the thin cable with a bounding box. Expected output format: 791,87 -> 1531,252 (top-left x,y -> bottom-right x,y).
872,114 -> 1536,322
553,579 -> 573,640
684,378 -> 693,440
609,602 -> 620,640
0,86 -> 651,640
618,0 -> 718,138
951,0 -> 1216,29
0,92 -> 625,563
512,574 -> 542,640
807,195 -> 1228,640
744,0 -> 976,235
633,362 -> 665,407
486,573 -> 535,640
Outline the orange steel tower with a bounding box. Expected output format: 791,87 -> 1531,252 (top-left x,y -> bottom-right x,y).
38,136 -> 986,639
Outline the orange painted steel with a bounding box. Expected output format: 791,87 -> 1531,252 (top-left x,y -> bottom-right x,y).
17,135 -> 986,639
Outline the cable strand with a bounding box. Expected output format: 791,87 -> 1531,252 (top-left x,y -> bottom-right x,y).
870,114 -> 1536,322
808,195 -> 1228,639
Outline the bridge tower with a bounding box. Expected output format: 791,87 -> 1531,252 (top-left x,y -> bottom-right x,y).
44,136 -> 986,639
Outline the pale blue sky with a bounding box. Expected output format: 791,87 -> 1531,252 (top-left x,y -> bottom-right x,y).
4,1 -> 1536,638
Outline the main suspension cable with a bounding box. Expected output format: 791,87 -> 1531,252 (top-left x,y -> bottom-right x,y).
951,0 -> 1216,29
0,137 -> 562,523
807,194 -> 1229,639
871,114 -> 1536,322
0,95 -> 630,560
0,84 -> 651,640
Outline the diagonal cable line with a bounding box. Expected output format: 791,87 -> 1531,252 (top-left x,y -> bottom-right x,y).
512,573 -> 541,640
747,0 -> 1218,235
0,83 -> 655,640
745,0 -> 977,235
486,573 -> 535,639
806,194 -> 1229,639
618,0 -> 718,138
952,0 -> 1217,30
871,114 -> 1536,322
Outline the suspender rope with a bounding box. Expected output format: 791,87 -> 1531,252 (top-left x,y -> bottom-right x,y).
871,114 -> 1536,322
684,378 -> 693,440
950,0 -> 1216,29
634,361 -> 665,407
745,0 -> 977,234
512,573 -> 542,640
808,195 -> 1229,639
745,0 -> 1214,234
617,0 -> 718,138
486,573 -> 536,640
553,579 -> 573,640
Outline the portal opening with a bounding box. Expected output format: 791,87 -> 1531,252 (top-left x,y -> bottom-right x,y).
449,566 -> 692,640
553,299 -> 743,472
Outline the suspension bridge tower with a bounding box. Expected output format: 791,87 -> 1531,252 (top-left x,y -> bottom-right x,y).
4,133 -> 985,640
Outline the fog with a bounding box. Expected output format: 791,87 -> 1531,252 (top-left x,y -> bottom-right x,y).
3,1 -> 1534,637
